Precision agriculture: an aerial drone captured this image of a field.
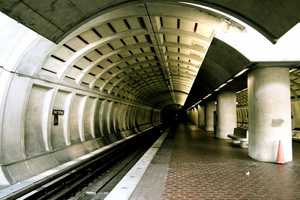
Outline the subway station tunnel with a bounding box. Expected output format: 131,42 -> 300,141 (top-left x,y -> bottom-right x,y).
0,0 -> 300,199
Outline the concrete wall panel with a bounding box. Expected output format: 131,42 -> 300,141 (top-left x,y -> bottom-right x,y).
1,76 -> 32,164
25,85 -> 51,156
51,90 -> 71,149
83,97 -> 95,141
69,94 -> 84,144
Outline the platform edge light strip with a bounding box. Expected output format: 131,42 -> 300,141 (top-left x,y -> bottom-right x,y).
104,130 -> 169,200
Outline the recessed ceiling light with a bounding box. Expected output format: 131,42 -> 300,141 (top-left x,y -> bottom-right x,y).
234,68 -> 249,78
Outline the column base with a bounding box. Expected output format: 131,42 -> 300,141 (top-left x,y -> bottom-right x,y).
248,151 -> 293,164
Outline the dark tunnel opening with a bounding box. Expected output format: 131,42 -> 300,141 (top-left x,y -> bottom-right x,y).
161,104 -> 187,125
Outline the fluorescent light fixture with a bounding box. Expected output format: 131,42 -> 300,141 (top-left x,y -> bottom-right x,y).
234,68 -> 249,78
226,79 -> 234,83
236,88 -> 247,94
218,83 -> 227,89
187,100 -> 203,111
203,93 -> 212,99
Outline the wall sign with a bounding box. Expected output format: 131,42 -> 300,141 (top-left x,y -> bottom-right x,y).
53,109 -> 64,115
53,109 -> 64,126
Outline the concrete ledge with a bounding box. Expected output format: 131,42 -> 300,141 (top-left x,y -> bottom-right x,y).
104,130 -> 169,200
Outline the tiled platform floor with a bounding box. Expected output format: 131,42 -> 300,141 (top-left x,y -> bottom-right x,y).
131,124 -> 300,200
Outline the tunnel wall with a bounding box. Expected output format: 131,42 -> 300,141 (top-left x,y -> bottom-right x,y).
0,78 -> 160,185
0,14 -> 161,185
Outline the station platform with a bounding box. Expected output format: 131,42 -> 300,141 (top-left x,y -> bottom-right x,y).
129,124 -> 300,200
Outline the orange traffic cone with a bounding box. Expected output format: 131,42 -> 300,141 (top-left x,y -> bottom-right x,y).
276,140 -> 285,164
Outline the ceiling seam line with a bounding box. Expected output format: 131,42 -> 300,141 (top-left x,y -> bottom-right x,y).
143,1 -> 176,104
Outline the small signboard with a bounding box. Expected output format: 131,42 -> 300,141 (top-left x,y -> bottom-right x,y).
53,109 -> 64,126
52,109 -> 64,115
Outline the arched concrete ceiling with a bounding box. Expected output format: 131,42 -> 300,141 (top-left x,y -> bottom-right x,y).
1,0 -> 299,109
1,0 -> 299,42
31,2 -> 238,108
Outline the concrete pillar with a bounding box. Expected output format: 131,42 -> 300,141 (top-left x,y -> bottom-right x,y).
197,106 -> 201,127
190,109 -> 194,124
198,105 -> 205,127
248,67 -> 292,163
216,92 -> 237,139
193,107 -> 199,126
205,102 -> 216,132
187,110 -> 192,123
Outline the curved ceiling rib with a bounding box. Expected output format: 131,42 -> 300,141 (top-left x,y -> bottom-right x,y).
108,69 -> 195,93
110,73 -> 195,104
39,2 -> 243,108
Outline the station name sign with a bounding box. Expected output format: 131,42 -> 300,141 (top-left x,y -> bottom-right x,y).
52,109 -> 64,115
52,109 -> 64,126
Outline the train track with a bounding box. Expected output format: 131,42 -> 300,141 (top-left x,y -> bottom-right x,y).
1,126 -> 164,200
69,146 -> 144,200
